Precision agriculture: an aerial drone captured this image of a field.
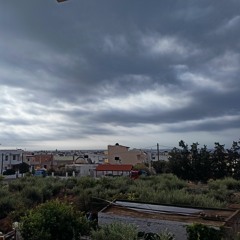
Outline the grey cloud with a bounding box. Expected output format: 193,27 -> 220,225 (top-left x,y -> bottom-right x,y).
0,0 -> 239,149
168,115 -> 240,133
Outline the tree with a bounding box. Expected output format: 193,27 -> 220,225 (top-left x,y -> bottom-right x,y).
18,162 -> 30,174
168,141 -> 192,180
198,145 -> 211,182
152,160 -> 170,174
189,142 -> 200,181
20,200 -> 90,240
228,140 -> 240,179
211,143 -> 227,179
190,143 -> 212,182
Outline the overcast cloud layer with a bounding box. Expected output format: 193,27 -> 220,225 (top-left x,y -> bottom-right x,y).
0,0 -> 239,150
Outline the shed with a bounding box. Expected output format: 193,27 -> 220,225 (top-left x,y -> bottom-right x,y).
98,200 -> 240,240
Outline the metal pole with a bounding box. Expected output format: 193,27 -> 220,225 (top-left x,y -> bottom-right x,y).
1,153 -> 3,175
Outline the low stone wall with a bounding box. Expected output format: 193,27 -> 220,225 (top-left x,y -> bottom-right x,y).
98,212 -> 188,240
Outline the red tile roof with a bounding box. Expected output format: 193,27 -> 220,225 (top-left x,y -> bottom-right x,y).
96,164 -> 133,171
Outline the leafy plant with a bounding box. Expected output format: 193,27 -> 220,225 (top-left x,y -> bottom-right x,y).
20,200 -> 90,240
186,223 -> 224,240
91,222 -> 138,240
0,196 -> 16,219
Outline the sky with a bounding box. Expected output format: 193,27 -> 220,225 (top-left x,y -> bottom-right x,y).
0,0 -> 239,151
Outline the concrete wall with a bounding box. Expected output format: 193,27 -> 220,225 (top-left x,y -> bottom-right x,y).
99,212 -> 188,240
65,164 -> 97,177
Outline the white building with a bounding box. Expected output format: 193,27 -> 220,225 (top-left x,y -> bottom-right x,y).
146,150 -> 170,162
65,164 -> 98,177
83,152 -> 107,164
0,149 -> 24,174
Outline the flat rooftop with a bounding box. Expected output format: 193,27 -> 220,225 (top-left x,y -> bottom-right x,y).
101,200 -> 238,227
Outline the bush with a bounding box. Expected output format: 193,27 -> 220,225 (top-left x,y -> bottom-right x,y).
8,180 -> 25,192
158,230 -> 175,240
20,200 -> 90,240
0,196 -> 16,219
0,175 -> 4,185
208,178 -> 240,191
186,223 -> 224,240
138,230 -> 175,240
21,186 -> 43,206
91,222 -> 138,240
3,168 -> 16,175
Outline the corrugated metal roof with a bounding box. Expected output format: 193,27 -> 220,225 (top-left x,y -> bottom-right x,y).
114,201 -> 201,215
100,200 -> 237,227
96,164 -> 133,171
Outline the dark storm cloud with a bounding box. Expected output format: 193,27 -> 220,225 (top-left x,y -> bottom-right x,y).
0,0 -> 239,149
170,116 -> 240,133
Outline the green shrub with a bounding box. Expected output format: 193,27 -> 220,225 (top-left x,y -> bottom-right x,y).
0,175 -> 4,185
3,168 -> 16,175
76,189 -> 93,211
0,188 -> 9,198
78,176 -> 97,189
91,222 -> 138,240
186,223 -> 224,240
41,186 -> 53,202
158,229 -> 175,240
65,178 -> 78,189
21,186 -> 43,206
20,200 -> 90,240
51,180 -> 65,196
0,196 -> 16,218
8,180 -> 26,192
208,178 -> 240,191
138,230 -> 175,240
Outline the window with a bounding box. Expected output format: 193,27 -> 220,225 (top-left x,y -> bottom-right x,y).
13,155 -> 16,160
115,157 -> 121,163
5,155 -> 8,161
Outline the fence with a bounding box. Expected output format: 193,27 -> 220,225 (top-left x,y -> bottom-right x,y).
0,230 -> 21,240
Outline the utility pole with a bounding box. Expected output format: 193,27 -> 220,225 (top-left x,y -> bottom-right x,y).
0,144 -> 3,175
148,149 -> 152,173
1,153 -> 4,175
157,143 -> 160,161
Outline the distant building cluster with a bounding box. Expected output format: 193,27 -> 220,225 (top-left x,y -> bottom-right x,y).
0,143 -> 170,177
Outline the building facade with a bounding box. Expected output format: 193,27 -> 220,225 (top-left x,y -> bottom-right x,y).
107,143 -> 147,165
24,153 -> 53,171
0,149 -> 24,174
